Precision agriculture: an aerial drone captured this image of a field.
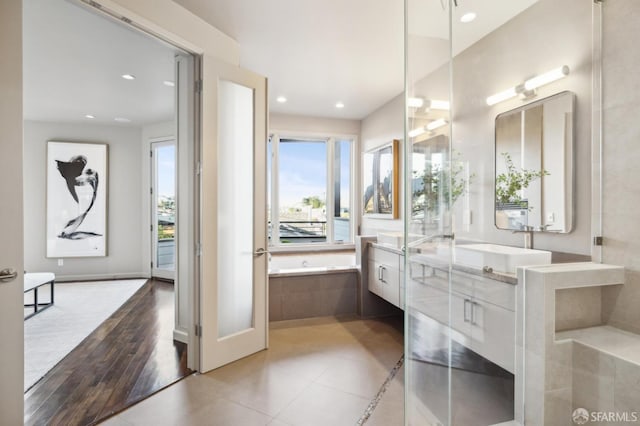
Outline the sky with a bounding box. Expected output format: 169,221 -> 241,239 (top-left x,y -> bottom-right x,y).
155,140 -> 352,209
276,140 -> 351,208
155,144 -> 175,198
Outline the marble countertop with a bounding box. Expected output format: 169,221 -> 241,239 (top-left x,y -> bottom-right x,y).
370,242 -> 518,285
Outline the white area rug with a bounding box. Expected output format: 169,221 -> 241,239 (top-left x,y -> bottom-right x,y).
24,279 -> 147,392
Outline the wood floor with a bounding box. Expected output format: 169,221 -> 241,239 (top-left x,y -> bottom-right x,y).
24,279 -> 193,426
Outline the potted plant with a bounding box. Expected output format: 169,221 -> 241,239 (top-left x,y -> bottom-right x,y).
412,150 -> 475,216
495,152 -> 548,210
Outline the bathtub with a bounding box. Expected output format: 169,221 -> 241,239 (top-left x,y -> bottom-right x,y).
268,252 -> 357,276
268,251 -> 359,321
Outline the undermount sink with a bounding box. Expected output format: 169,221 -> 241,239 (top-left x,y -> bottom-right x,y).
454,243 -> 552,274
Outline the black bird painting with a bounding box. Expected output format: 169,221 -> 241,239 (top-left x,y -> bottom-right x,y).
56,154 -> 102,240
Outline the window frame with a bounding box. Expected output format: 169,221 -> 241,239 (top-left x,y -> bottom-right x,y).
269,131 -> 358,252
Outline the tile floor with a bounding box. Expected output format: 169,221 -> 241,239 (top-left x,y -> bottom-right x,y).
100,315 -> 405,426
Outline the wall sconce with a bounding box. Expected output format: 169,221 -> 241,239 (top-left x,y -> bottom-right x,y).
486,65 -> 570,106
408,97 -> 450,111
408,118 -> 448,138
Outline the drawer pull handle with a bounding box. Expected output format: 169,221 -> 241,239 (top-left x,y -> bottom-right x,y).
471,301 -> 480,325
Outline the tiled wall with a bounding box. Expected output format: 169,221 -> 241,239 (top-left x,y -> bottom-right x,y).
601,0 -> 640,335
269,271 -> 358,321
573,343 -> 640,424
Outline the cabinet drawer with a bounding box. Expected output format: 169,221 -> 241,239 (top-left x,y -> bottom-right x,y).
451,270 -> 515,311
367,260 -> 383,297
380,265 -> 400,307
370,247 -> 401,268
469,299 -> 515,373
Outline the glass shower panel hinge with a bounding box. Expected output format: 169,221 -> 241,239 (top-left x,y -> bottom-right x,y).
594,236 -> 603,246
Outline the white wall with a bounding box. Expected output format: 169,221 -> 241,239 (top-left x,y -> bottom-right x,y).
270,113 -> 361,136
360,0 -> 592,255
360,93 -> 404,236
601,0 -> 640,334
443,0 -> 592,255
24,121 -> 145,280
95,0 -> 239,63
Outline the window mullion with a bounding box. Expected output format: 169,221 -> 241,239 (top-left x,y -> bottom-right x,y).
326,138 -> 335,244
272,134 -> 280,247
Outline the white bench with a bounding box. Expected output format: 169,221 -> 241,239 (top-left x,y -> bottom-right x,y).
24,272 -> 55,319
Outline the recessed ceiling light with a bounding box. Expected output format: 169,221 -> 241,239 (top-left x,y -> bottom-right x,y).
276,96 -> 287,103
335,102 -> 345,109
84,114 -> 95,119
163,80 -> 175,87
121,74 -> 136,80
460,12 -> 476,23
114,117 -> 131,123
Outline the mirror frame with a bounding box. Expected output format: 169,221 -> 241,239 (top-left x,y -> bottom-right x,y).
494,91 -> 575,233
363,139 -> 400,219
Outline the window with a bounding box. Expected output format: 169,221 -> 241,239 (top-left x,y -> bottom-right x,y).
268,134 -> 355,247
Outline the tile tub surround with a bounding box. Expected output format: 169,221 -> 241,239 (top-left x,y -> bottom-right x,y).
515,263 -> 625,426
269,269 -> 358,321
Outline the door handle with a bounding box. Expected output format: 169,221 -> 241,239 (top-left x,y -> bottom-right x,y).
253,248 -> 267,256
0,268 -> 18,282
379,266 -> 386,283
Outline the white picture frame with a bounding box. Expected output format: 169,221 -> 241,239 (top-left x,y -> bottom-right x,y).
46,141 -> 108,257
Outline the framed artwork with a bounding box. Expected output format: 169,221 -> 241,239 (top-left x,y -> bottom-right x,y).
46,141 -> 108,257
363,139 -> 400,219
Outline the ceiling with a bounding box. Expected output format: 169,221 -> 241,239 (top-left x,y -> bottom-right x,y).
175,0 -> 538,119
23,0 -> 538,126
23,0 -> 179,127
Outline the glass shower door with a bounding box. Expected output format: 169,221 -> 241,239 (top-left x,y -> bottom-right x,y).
405,0 -> 596,425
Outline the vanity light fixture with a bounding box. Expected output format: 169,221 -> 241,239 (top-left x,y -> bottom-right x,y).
409,97 -> 450,110
84,114 -> 95,119
426,118 -> 448,131
486,87 -> 518,106
121,74 -> 136,80
276,96 -> 287,103
408,97 -> 425,108
163,80 -> 175,87
408,118 -> 448,138
335,102 -> 345,109
460,12 -> 476,23
524,66 -> 570,91
428,99 -> 450,110
486,65 -> 570,106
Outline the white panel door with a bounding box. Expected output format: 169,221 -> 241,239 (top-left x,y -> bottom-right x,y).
200,55 -> 268,371
0,0 -> 24,422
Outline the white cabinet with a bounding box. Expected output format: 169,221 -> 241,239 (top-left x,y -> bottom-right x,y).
368,246 -> 402,309
407,263 -> 516,373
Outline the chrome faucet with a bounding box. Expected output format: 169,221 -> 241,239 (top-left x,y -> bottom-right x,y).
512,226 -> 534,249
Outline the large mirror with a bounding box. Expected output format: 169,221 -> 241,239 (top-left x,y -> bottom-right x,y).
495,91 -> 575,232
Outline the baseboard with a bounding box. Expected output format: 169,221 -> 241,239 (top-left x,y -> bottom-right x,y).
56,272 -> 150,282
173,328 -> 189,344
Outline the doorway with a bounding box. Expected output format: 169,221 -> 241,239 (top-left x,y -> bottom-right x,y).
21,0 -> 195,421
151,138 -> 177,281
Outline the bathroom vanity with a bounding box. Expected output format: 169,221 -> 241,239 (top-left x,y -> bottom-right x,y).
367,241 -> 519,373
